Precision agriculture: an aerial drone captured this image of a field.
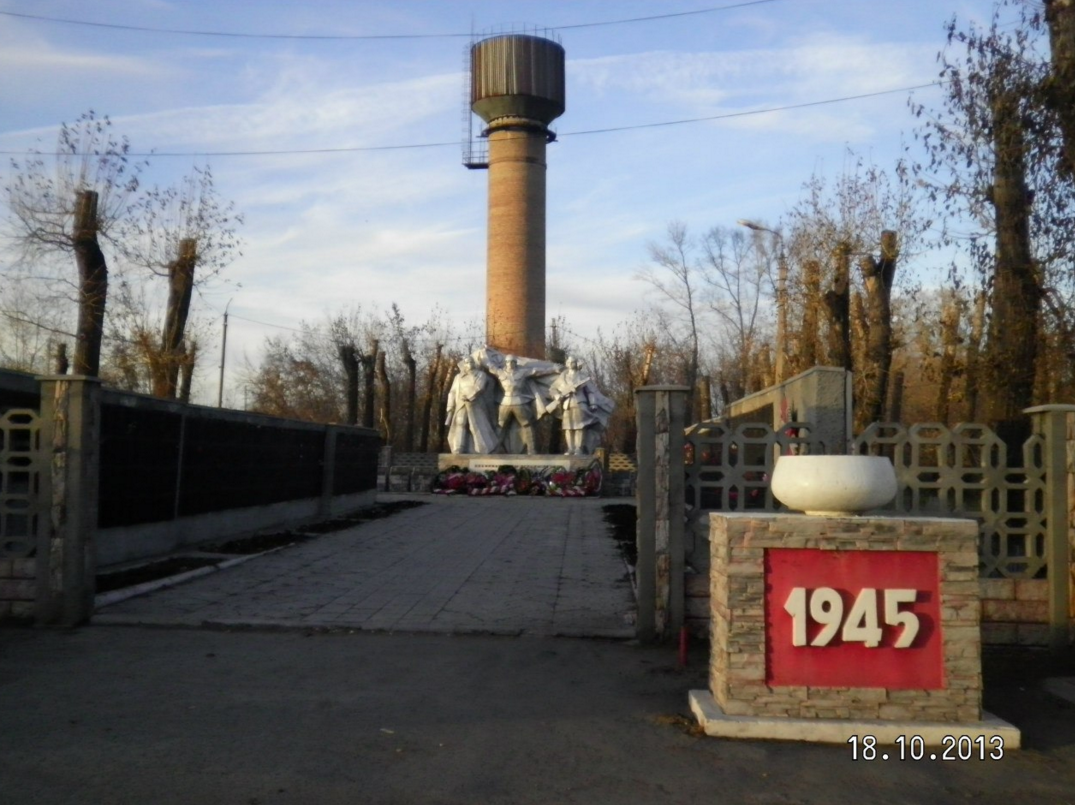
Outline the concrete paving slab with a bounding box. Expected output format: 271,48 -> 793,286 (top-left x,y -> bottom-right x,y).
96,495 -> 635,638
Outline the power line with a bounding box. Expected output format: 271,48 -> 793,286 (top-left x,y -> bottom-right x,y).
0,141 -> 459,158
0,81 -> 944,159
0,2 -> 784,41
227,312 -> 305,333
565,82 -> 946,136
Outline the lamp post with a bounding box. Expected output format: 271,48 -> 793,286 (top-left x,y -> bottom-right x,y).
217,297 -> 232,408
738,220 -> 788,385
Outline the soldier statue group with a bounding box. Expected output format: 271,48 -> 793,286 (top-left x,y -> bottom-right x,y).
444,348 -> 614,456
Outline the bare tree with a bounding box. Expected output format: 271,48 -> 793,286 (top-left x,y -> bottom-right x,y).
338,343 -> 360,425
4,111 -> 146,375
1045,0 -> 1075,178
122,166 -> 243,398
419,343 -> 443,452
780,151 -> 928,428
824,242 -> 853,371
638,222 -> 703,420
913,4 -> 1075,437
857,230 -> 900,425
701,226 -> 769,401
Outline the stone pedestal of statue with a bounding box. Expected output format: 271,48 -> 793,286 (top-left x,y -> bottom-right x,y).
437,454 -> 598,473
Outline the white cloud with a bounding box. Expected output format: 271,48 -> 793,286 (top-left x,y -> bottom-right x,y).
571,34 -> 936,113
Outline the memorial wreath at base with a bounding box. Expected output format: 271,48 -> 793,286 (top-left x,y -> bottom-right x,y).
432,461 -> 603,497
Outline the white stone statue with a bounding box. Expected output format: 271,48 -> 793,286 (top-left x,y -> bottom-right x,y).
443,346 -> 615,456
546,356 -> 615,455
491,354 -> 559,454
445,356 -> 498,454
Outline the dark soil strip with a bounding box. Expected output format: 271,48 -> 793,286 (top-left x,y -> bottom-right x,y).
296,499 -> 427,535
602,503 -> 636,567
96,557 -> 219,593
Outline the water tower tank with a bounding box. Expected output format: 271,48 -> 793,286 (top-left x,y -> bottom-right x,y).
469,33 -> 565,360
470,34 -> 565,127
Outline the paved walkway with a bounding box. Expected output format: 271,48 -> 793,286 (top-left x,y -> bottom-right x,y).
97,494 -> 635,638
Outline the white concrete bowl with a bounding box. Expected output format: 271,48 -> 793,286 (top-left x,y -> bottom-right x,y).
770,455 -> 897,516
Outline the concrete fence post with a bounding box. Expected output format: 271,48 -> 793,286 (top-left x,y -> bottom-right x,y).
35,375 -> 101,626
1025,404 -> 1075,649
635,385 -> 689,642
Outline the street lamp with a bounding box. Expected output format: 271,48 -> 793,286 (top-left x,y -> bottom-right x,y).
738,220 -> 788,385
217,297 -> 233,408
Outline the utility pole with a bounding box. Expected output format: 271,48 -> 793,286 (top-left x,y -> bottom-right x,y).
738,220 -> 788,384
217,298 -> 232,408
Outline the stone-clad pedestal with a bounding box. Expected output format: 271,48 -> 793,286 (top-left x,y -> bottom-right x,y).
690,513 -> 1021,746
438,454 -> 596,473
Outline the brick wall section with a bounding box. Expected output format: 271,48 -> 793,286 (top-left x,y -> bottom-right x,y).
979,578 -> 1051,645
709,513 -> 983,723
0,558 -> 36,621
686,516 -> 712,635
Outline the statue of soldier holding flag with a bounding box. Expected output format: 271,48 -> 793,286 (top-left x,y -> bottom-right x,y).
546,356 -> 614,455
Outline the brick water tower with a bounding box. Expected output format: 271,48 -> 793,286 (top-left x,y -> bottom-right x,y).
467,32 -> 565,359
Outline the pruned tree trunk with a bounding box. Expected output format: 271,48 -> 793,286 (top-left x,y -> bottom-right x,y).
1046,0 -> 1075,179
435,356 -> 454,453
419,344 -> 443,452
936,298 -> 961,425
639,341 -> 657,386
751,344 -> 772,394
964,290 -> 987,421
54,342 -> 69,375
178,342 -> 196,403
718,374 -> 732,411
73,190 -> 108,377
887,369 -> 904,423
359,340 -> 378,429
798,259 -> 822,371
858,230 -> 899,426
698,375 -> 712,421
154,237 -> 198,398
338,344 -> 359,425
851,290 -> 869,419
982,86 -> 1041,443
376,349 -> 391,445
402,342 -> 417,452
823,242 -> 852,371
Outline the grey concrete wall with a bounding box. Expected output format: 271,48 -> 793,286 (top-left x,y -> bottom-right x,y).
725,366 -> 851,452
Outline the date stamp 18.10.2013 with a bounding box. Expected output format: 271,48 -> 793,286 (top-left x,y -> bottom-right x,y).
848,734 -> 1005,761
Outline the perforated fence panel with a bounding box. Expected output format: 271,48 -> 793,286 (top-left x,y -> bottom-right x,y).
0,409 -> 42,558
684,420 -> 822,516
685,419 -> 1055,581
854,423 -> 1048,579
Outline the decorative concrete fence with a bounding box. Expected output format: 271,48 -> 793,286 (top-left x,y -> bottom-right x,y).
634,383 -> 1075,648
0,370 -> 380,626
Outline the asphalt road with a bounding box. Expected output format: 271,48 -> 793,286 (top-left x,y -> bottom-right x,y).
2,626 -> 1074,805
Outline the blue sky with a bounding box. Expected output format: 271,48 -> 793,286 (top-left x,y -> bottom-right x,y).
0,0 -> 1007,403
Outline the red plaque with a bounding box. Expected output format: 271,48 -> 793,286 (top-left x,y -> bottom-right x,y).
764,548 -> 944,689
